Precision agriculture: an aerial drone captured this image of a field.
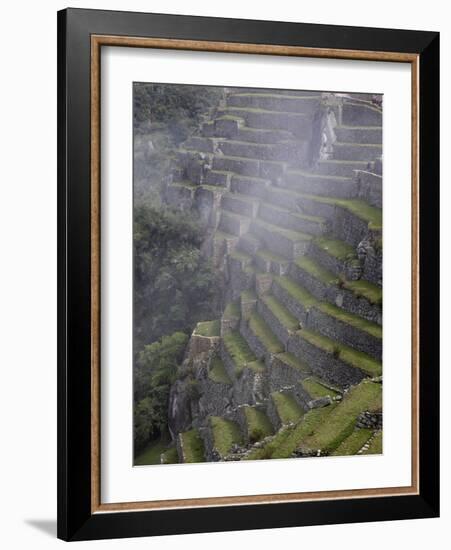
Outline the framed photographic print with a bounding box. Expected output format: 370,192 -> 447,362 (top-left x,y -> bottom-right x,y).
57,8 -> 439,541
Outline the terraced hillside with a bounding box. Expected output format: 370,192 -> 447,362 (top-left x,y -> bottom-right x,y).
164,89 -> 383,463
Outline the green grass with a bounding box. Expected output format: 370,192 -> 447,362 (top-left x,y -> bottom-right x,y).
253,218 -> 311,243
301,377 -> 339,400
314,236 -> 356,261
261,295 -> 299,331
180,429 -> 205,463
271,405 -> 336,459
271,392 -> 304,425
245,426 -> 294,460
241,289 -> 257,302
229,249 -> 253,263
195,320 -> 220,337
274,276 -> 318,309
301,381 -> 382,454
160,447 -> 179,464
244,407 -> 274,442
342,279 -> 382,306
230,92 -> 319,100
217,114 -> 245,122
213,230 -> 237,242
223,106 -> 308,117
256,249 -> 290,265
248,312 -> 284,354
318,302 -> 382,338
209,356 -> 232,385
223,300 -> 240,320
134,437 -> 169,466
223,331 -> 257,374
294,257 -> 338,285
275,352 -> 311,374
332,428 -> 373,456
298,329 -> 382,377
210,417 -> 243,456
362,431 -> 383,455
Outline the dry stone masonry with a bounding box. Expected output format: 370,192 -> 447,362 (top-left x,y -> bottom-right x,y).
165,89 -> 383,463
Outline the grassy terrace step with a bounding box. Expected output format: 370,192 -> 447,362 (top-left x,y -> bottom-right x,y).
209,416 -> 243,457
260,294 -> 300,331
247,311 -> 285,355
271,392 -> 304,425
222,331 -> 264,376
335,125 -> 382,144
227,92 -> 321,113
194,320 -> 220,337
219,210 -> 252,237
331,428 -> 373,456
258,201 -> 326,236
209,356 -> 232,385
342,279 -> 382,306
315,159 -> 369,177
244,406 -> 274,442
301,377 -> 340,400
236,126 -> 295,144
254,249 -> 290,275
213,155 -> 260,177
229,248 -> 254,266
296,329 -> 382,377
218,138 -> 305,162
275,352 -> 311,375
332,142 -> 383,161
284,170 -> 357,199
299,380 -> 382,454
238,232 -> 262,255
270,405 -> 336,459
251,218 -> 312,259
314,236 -> 356,261
295,256 -> 339,285
272,275 -> 319,322
317,302 -> 382,339
221,191 -> 260,218
179,429 -> 205,463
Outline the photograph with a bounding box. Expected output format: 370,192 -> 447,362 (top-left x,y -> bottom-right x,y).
132,83 -> 383,466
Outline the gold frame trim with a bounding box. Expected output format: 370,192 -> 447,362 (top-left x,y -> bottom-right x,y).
90,35 -> 420,514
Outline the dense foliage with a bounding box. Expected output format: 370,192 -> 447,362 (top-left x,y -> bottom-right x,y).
134,331 -> 189,453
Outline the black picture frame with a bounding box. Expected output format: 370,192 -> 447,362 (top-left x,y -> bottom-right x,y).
57,7 -> 439,541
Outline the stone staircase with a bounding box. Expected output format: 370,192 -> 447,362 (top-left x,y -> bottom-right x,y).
165,89 -> 383,463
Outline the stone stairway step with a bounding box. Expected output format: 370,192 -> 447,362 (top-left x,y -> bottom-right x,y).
315,159 -> 369,177
341,101 -> 382,127
177,429 -> 205,463
269,391 -> 304,428
297,380 -> 382,455
218,139 -> 308,162
308,236 -> 358,277
227,92 -> 321,113
250,218 -> 312,260
242,405 -> 274,443
207,416 -> 243,460
332,142 -> 383,161
288,328 -> 382,387
360,430 -> 383,455
257,294 -> 301,346
258,201 -> 326,236
217,107 -> 312,137
283,170 -> 358,199
356,170 -> 382,209
219,210 -> 252,237
254,249 -> 290,276
240,311 -> 285,361
331,427 -> 373,456
183,135 -> 218,153
235,126 -> 295,144
221,330 -> 264,378
221,192 -> 260,218
335,125 -> 382,144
